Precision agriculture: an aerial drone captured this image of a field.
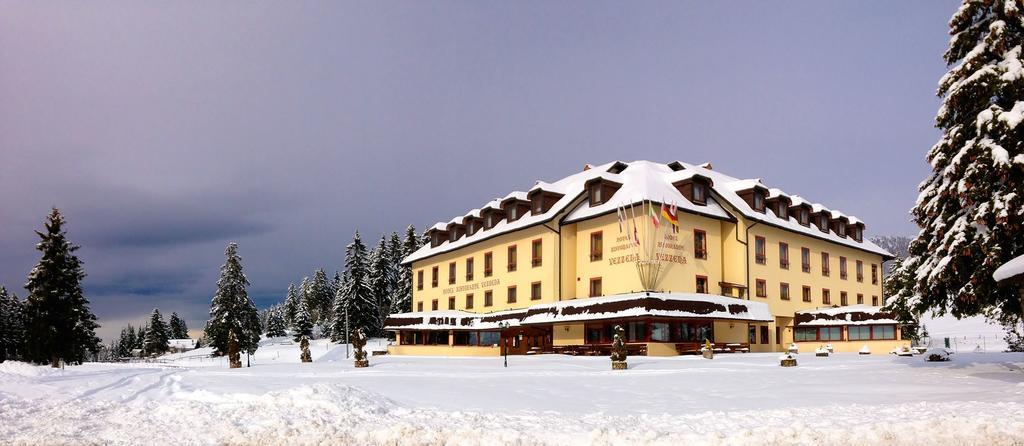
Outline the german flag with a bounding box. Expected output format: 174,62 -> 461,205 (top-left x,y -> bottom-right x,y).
662,202 -> 679,233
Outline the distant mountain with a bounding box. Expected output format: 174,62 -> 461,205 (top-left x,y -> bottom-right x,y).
870,236 -> 912,278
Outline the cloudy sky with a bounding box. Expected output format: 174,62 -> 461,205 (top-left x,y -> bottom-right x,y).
0,1 -> 957,340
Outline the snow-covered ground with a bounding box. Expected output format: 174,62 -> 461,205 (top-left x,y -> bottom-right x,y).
1,339 -> 1023,445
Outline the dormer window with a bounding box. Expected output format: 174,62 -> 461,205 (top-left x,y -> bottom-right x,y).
753,191 -> 765,212
693,182 -> 707,204
819,215 -> 829,233
528,190 -> 564,216
777,202 -> 788,219
837,222 -> 846,237
587,179 -> 622,207
428,230 -> 448,248
799,209 -> 809,226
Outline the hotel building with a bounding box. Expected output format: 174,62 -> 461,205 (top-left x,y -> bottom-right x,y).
386,161 -> 903,356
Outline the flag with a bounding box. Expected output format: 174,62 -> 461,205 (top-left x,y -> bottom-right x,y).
649,202 -> 660,228
663,202 -> 679,233
633,224 -> 640,246
670,202 -> 679,233
617,206 -> 624,233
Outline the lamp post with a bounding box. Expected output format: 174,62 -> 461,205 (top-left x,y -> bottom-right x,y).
497,321 -> 510,367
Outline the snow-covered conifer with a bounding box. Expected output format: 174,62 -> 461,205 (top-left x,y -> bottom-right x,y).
265,311 -> 287,337
204,243 -> 262,359
0,286 -> 25,362
368,235 -> 392,337
393,225 -> 421,315
292,301 -> 314,363
306,269 -> 332,325
144,309 -> 170,355
284,283 -> 299,326
168,312 -> 189,339
897,1 -> 1024,323
22,208 -> 100,367
340,232 -> 376,338
330,272 -> 350,342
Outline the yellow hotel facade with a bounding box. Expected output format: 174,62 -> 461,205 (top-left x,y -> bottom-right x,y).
387,161 -> 904,356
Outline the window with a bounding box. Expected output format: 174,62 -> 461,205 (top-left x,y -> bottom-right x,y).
484,290 -> 493,307
778,202 -> 788,219
799,208 -> 810,226
871,264 -> 878,285
507,245 -> 517,271
839,256 -> 847,280
821,252 -> 830,276
417,270 -> 423,290
531,282 -> 542,300
802,286 -> 812,302
417,302 -> 423,312
840,291 -> 848,306
466,293 -> 474,309
693,182 -> 707,204
754,236 -> 766,264
466,257 -> 474,281
856,260 -> 864,282
749,326 -> 757,344
837,222 -> 846,237
696,276 -> 708,293
484,252 -> 493,277
589,278 -> 602,297
590,231 -> 603,261
857,293 -> 864,304
802,248 -> 811,273
694,230 -> 708,259
761,326 -> 770,345
507,286 -> 517,303
779,242 -> 790,269
753,191 -> 765,212
431,299 -> 438,311
756,279 -> 767,298
531,239 -> 542,267
795,327 -> 842,342
432,266 -> 439,287
849,325 -> 895,340
448,296 -> 455,310
780,283 -> 790,300
872,295 -> 879,306
449,262 -> 456,284
822,289 -> 831,305
820,215 -> 830,233
651,322 -> 670,342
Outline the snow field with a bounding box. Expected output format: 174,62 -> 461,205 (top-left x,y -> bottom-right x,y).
1,345 -> 1023,445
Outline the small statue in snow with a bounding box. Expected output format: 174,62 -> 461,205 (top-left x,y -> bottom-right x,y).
353,327 -> 369,368
611,325 -> 627,370
859,345 -> 871,355
924,348 -> 951,362
815,345 -> 829,357
227,329 -> 242,369
701,339 -> 714,359
779,352 -> 797,367
787,343 -> 799,354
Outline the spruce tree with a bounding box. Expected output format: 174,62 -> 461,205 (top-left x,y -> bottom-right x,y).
292,301 -> 314,363
394,225 -> 421,315
136,325 -> 147,352
306,269 -> 332,325
340,232 -> 376,339
330,272 -> 350,342
144,309 -> 170,355
284,283 -> 299,326
22,208 -> 100,367
895,1 -> 1024,330
0,286 -> 25,362
204,243 -> 262,359
368,235 -> 393,337
265,310 -> 287,337
168,312 -> 189,339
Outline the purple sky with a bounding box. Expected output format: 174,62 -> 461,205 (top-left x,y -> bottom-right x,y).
0,1 -> 957,340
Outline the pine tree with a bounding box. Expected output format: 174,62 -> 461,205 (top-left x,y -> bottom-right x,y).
368,235 -> 392,337
330,271 -> 350,342
0,286 -> 25,362
22,208 -> 100,367
135,325 -> 147,352
168,312 -> 189,339
265,311 -> 287,337
292,301 -> 314,363
283,283 -> 299,326
340,232 -> 376,339
394,225 -> 421,314
204,243 -> 262,360
895,1 -> 1024,329
306,269 -> 332,325
144,309 -> 170,356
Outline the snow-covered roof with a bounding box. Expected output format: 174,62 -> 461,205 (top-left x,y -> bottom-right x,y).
794,305 -> 899,327
383,309 -> 525,331
994,254 -> 1024,283
520,292 -> 773,325
385,292 -> 773,331
406,160 -> 891,264
168,339 -> 196,349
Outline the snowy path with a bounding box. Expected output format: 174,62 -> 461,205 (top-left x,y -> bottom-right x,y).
2,350 -> 1023,445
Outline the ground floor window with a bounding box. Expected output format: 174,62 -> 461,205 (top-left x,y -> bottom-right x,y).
794,326 -> 842,342
427,331 -> 448,345
583,319 -> 713,344
402,331 -> 423,345
849,325 -> 896,341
